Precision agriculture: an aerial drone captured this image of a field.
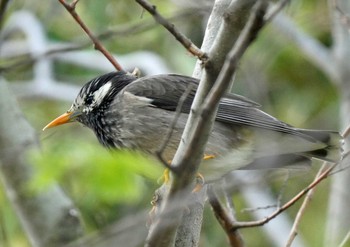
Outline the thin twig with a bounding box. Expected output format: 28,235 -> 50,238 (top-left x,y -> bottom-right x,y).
285,164 -> 327,247
58,0 -> 123,71
0,10 -> 196,73
265,0 -> 291,22
135,0 -> 207,61
208,186 -> 244,247
232,162 -> 338,230
155,84 -> 194,172
241,204 -> 277,213
242,171 -> 290,213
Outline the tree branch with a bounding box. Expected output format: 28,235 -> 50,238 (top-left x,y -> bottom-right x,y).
232,162 -> 338,230
156,84 -> 194,171
58,0 -> 123,71
0,9 -> 197,74
285,164 -> 326,247
208,186 -> 244,247
145,1 -> 269,246
135,0 -> 207,61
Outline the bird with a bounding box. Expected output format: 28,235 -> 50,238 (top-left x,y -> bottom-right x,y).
43,71 -> 343,182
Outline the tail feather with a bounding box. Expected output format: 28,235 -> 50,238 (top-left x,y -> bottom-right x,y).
298,129 -> 343,163
242,154 -> 312,170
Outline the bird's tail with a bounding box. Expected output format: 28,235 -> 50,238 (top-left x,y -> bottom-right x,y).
298,129 -> 343,163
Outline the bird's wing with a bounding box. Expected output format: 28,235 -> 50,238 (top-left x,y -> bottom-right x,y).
123,74 -> 308,138
123,74 -> 259,110
124,74 -> 197,112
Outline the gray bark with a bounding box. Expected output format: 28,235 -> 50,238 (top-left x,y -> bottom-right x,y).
145,0 -> 262,246
0,78 -> 83,247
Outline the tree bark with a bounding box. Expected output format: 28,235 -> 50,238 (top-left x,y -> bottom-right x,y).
0,78 -> 83,247
145,1 -> 265,246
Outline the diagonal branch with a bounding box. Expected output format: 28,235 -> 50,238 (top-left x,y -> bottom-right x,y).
232,162 -> 338,230
58,0 -> 123,71
145,1 -> 269,246
208,186 -> 244,247
135,0 -> 207,61
0,10 -> 197,73
156,84 -> 194,171
285,164 -> 327,247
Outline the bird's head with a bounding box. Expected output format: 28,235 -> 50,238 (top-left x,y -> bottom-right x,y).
43,71 -> 137,131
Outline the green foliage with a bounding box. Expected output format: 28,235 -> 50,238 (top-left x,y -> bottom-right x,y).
30,139 -> 162,205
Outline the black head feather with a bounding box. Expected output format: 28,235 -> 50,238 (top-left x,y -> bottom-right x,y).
69,71 -> 137,137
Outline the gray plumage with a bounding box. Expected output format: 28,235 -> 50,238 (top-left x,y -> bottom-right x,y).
60,71 -> 343,181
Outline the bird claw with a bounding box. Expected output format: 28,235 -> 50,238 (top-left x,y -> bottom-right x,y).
192,173 -> 205,193
157,168 -> 170,184
203,154 -> 216,160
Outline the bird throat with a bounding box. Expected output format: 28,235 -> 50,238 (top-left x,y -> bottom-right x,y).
83,107 -> 123,149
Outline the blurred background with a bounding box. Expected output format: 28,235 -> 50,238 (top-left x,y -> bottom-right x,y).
0,0 -> 342,246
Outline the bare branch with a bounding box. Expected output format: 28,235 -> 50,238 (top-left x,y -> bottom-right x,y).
233,162 -> 338,230
156,84 -> 194,172
208,186 -> 244,247
265,0 -> 291,22
285,164 -> 326,247
145,1 -> 269,246
0,10 -> 196,74
135,0 -> 207,61
58,0 -> 123,71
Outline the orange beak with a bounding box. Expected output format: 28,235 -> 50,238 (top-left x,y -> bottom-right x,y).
43,110 -> 80,131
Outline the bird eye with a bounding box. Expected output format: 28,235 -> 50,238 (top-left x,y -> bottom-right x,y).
85,95 -> 94,105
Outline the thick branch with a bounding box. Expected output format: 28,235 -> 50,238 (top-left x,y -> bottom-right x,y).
145,1 -> 268,246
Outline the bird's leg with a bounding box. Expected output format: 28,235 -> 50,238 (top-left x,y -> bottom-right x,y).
158,154 -> 213,189
192,173 -> 205,192
192,154 -> 214,192
157,166 -> 171,185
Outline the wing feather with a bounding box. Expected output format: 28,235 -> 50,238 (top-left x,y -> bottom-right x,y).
122,74 -> 311,139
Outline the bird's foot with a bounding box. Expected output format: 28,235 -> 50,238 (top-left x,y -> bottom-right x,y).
192,173 -> 205,192
157,168 -> 170,185
203,154 -> 216,160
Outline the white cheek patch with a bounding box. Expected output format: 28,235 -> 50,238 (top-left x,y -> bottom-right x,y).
93,81 -> 112,105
